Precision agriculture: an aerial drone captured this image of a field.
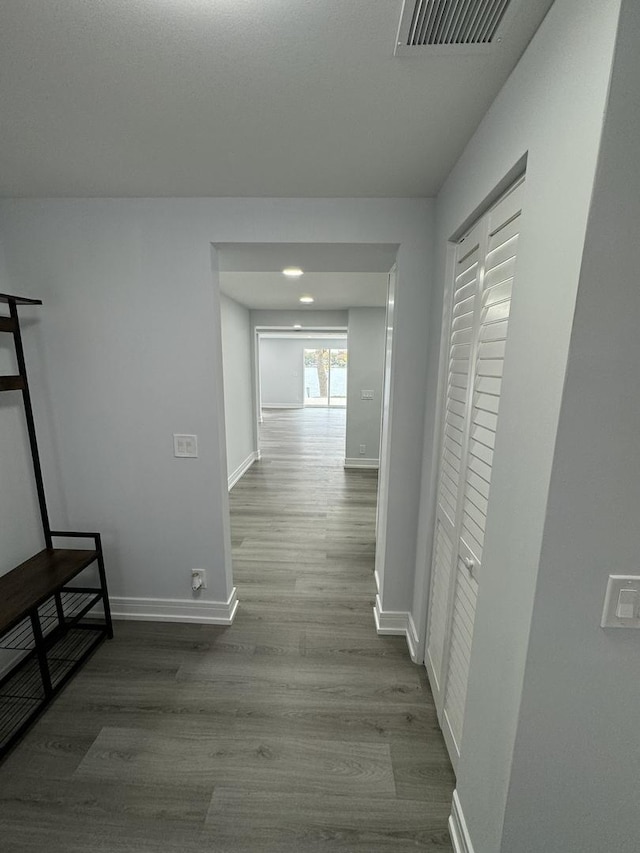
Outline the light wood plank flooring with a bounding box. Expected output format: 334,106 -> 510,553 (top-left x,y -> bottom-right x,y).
0,407 -> 454,852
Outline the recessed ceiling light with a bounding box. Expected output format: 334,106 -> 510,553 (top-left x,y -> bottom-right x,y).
293,324 -> 302,329
299,296 -> 314,304
283,267 -> 303,277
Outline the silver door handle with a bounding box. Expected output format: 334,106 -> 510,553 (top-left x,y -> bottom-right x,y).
463,557 -> 475,573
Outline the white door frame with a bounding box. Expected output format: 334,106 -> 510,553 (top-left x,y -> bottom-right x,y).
214,242 -> 399,612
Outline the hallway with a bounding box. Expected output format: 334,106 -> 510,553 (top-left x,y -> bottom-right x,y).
228,407 -> 455,850
232,406 -> 379,613
0,408 -> 454,852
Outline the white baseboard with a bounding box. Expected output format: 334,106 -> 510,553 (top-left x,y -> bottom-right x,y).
110,588 -> 238,625
373,594 -> 408,634
261,404 -> 303,409
344,457 -> 379,469
228,451 -> 259,490
374,569 -> 381,595
373,594 -> 419,662
449,790 -> 475,853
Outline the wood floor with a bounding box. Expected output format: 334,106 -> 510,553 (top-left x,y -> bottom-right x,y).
0,407 -> 455,852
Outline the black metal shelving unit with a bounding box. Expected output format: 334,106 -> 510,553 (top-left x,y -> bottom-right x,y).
0,293 -> 113,759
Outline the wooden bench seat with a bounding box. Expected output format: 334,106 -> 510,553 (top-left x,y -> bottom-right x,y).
0,549 -> 99,636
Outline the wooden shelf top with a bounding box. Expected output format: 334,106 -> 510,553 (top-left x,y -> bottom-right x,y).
0,293 -> 42,306
0,549 -> 98,635
0,376 -> 25,392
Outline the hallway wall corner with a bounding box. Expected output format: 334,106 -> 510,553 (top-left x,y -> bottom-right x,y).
373,595 -> 420,663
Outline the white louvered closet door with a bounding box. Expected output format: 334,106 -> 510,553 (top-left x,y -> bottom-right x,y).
425,222 -> 482,702
426,178 -> 525,769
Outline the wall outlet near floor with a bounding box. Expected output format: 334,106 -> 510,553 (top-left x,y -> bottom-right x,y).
359,444 -> 366,455
191,569 -> 207,591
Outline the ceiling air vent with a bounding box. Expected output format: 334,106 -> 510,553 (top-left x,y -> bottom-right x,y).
395,0 -> 514,55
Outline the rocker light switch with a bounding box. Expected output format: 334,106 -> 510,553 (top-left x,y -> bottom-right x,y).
616,589 -> 637,620
173,434 -> 198,458
601,575 -> 640,628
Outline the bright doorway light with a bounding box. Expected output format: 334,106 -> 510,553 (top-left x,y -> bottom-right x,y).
299,296 -> 314,304
283,267 -> 303,277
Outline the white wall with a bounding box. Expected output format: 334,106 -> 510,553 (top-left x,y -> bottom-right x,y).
220,294 -> 255,486
251,309 -> 348,329
0,198 -> 433,620
0,205 -> 235,609
501,2 -> 639,848
345,308 -> 385,464
259,336 -> 346,408
414,1 -> 622,850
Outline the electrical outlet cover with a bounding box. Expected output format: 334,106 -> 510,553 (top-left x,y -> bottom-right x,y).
191,568 -> 207,589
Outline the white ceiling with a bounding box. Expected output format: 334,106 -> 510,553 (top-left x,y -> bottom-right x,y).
220,272 -> 389,310
218,242 -> 392,310
259,332 -> 348,340
0,0 -> 555,198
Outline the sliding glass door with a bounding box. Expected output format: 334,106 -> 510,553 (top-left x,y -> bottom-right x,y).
304,348 -> 347,408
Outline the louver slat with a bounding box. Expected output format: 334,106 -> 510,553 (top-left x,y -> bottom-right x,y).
409,0 -> 430,46
450,0 -> 476,45
437,0 -> 459,44
430,0 -> 452,44
462,0 -> 487,44
478,0 -> 511,42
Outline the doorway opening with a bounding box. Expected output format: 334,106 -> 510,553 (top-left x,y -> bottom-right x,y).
213,241 -> 399,613
256,330 -> 347,417
303,347 -> 347,408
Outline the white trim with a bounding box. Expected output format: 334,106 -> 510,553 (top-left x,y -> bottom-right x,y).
373,595 -> 418,662
228,451 -> 259,490
374,569 -> 381,595
449,790 -> 475,853
406,612 -> 420,663
344,457 -> 379,469
441,707 -> 462,772
373,594 -> 407,634
261,404 -> 303,409
110,588 -> 239,625
425,647 -> 442,697
424,655 -> 460,770
255,326 -> 348,332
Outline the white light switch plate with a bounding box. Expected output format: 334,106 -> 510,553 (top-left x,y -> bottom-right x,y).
601,575 -> 640,628
361,390 -> 374,400
173,434 -> 198,458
